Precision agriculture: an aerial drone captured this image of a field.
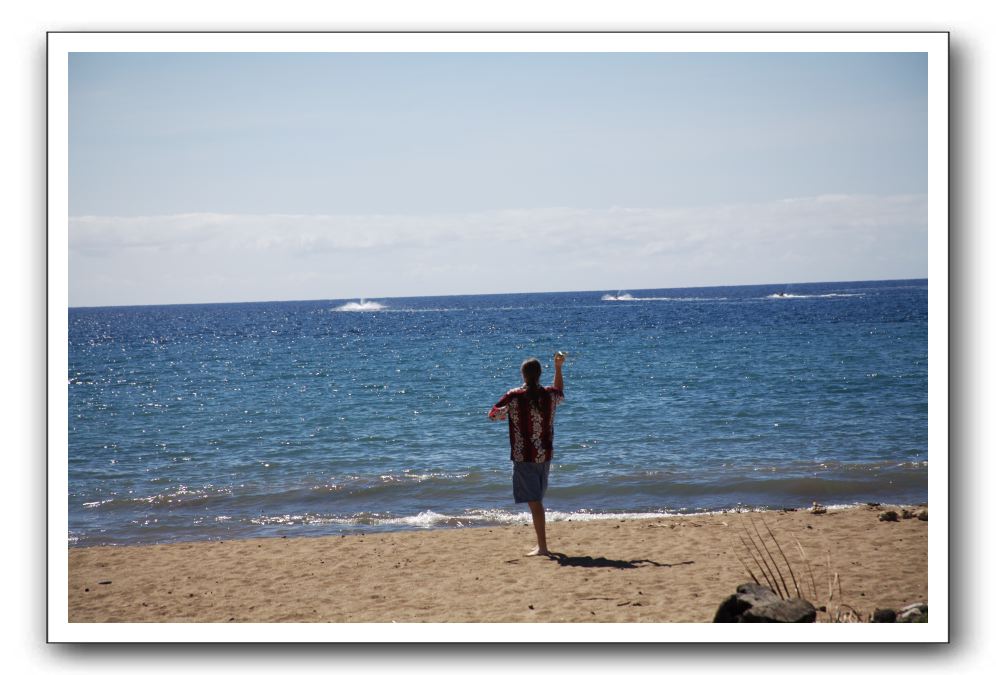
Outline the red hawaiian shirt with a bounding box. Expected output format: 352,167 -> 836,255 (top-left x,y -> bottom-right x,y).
488,386 -> 565,463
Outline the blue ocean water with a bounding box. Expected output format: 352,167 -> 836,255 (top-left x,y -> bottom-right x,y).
68,279 -> 928,546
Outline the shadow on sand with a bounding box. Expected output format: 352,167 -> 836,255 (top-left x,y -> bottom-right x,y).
547,553 -> 694,569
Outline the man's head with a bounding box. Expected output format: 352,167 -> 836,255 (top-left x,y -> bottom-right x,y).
521,358 -> 542,388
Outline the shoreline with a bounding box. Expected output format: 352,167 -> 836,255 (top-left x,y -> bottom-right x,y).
68,503 -> 927,623
69,500 -> 926,549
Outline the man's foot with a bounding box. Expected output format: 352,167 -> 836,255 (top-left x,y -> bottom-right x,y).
526,547 -> 551,557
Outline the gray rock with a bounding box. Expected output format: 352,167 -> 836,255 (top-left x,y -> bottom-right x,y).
742,598 -> 817,623
918,509 -> 928,521
714,583 -> 816,623
879,511 -> 900,522
737,582 -> 780,601
897,602 -> 928,623
872,608 -> 897,623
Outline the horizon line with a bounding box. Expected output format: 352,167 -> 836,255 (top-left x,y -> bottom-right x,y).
68,276 -> 928,311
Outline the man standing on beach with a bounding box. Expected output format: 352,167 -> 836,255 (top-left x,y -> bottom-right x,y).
488,352 -> 566,557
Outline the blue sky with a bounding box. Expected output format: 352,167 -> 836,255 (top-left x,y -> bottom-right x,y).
69,52 -> 927,306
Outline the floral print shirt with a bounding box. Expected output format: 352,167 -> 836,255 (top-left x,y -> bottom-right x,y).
488,386 -> 565,463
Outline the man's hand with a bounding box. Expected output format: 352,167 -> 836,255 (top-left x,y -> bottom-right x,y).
554,351 -> 566,367
553,351 -> 565,391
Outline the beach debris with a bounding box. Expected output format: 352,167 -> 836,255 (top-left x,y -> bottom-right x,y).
713,583 -> 817,623
782,507 -> 797,512
879,511 -> 900,522
869,603 -> 927,623
901,509 -> 917,519
865,502 -> 881,509
98,580 -> 112,585
897,602 -> 928,623
731,514 -> 866,622
872,608 -> 897,623
918,509 -> 928,521
810,502 -> 827,515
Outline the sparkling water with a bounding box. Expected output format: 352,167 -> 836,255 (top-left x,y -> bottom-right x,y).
68,279 -> 927,546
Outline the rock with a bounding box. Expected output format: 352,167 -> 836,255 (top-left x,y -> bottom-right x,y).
810,502 -> 827,515
714,583 -> 816,623
901,509 -> 916,519
743,598 -> 817,623
918,509 -> 928,521
897,603 -> 928,623
872,608 -> 897,623
879,511 -> 899,522
714,583 -> 778,622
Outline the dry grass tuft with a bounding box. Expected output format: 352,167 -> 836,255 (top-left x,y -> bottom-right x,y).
735,513 -> 864,623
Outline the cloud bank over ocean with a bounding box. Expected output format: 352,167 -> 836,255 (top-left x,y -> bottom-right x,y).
69,193 -> 926,307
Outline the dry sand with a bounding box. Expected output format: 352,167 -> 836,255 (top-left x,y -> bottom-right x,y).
68,504 -> 927,623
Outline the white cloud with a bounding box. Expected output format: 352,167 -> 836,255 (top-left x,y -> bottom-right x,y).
68,194 -> 927,306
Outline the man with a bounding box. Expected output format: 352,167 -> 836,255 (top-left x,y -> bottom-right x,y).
488,351 -> 566,556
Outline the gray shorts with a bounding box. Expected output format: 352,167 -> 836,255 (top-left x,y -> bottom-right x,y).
512,461 -> 551,503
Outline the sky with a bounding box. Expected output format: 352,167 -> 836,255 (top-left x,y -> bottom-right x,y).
68,52 -> 928,307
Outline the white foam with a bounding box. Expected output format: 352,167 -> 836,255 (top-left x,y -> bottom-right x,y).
377,472 -> 471,484
601,292 -> 635,301
602,293 -> 727,302
545,510 -> 673,522
766,293 -> 864,299
380,510 -> 464,528
335,299 -> 386,312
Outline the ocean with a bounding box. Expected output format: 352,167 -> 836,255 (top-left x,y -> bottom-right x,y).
68,279 -> 928,547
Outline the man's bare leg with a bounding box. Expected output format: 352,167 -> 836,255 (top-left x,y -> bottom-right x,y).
526,500 -> 549,556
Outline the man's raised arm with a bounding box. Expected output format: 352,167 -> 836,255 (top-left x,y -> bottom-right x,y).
553,351 -> 565,391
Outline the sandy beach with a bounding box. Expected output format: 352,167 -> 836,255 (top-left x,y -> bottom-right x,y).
68,504 -> 927,623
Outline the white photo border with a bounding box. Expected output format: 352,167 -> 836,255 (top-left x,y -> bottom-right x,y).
48,30 -> 948,643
